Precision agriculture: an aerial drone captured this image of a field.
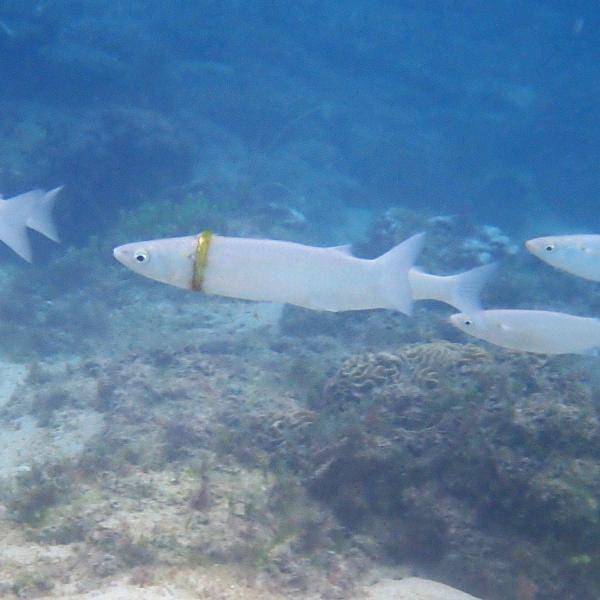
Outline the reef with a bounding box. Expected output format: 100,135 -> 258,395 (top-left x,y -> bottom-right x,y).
0,3 -> 598,598
0,262 -> 598,599
299,343 -> 600,599
0,191 -> 597,599
0,194 -> 598,597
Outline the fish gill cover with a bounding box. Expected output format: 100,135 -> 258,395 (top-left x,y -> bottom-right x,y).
0,1 -> 598,599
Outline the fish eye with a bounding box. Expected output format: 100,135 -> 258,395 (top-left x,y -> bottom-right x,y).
545,244 -> 555,252
134,250 -> 149,263
464,319 -> 472,327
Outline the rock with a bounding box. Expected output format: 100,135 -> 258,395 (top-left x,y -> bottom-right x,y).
365,577 -> 482,600
58,584 -> 193,599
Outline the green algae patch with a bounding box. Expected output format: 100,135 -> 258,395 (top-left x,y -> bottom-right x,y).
6,463 -> 71,527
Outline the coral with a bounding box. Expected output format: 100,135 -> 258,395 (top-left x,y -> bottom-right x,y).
32,512 -> 91,545
31,383 -> 73,426
2,323 -> 599,598
6,462 -> 70,526
361,208 -> 517,273
305,342 -> 600,599
10,571 -> 54,598
321,341 -> 491,407
162,420 -> 205,463
188,475 -> 211,512
115,536 -> 156,569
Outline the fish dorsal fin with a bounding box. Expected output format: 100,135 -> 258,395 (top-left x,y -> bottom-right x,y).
327,244 -> 353,256
376,232 -> 426,316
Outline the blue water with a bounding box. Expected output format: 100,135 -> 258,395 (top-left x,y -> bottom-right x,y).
0,2 -> 599,599
1,1 -> 598,241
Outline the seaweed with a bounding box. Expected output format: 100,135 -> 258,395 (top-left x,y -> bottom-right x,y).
7,462 -> 70,526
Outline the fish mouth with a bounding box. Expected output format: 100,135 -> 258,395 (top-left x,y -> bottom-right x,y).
113,245 -> 126,264
524,240 -> 534,252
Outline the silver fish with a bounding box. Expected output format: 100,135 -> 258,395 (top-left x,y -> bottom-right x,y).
450,309 -> 600,354
526,234 -> 600,282
114,231 -> 493,314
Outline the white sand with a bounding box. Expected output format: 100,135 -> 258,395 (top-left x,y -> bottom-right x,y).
40,566 -> 287,599
0,411 -> 103,479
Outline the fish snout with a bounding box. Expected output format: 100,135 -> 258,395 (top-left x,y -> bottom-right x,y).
524,238 -> 544,255
113,245 -> 127,265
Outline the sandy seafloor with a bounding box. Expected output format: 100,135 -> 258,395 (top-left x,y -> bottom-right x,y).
0,294 -> 484,600
0,274 -> 502,600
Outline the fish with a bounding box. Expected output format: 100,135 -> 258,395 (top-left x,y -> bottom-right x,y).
450,309 -> 600,354
113,231 -> 493,314
114,231 -> 424,314
525,234 -> 600,282
0,187 -> 63,262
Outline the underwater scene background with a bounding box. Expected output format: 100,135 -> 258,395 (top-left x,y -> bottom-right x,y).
0,1 -> 598,598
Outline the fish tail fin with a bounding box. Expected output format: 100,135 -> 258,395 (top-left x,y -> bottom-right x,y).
26,186 -> 62,243
0,218 -> 32,262
0,190 -> 43,262
376,232 -> 426,315
443,262 -> 497,313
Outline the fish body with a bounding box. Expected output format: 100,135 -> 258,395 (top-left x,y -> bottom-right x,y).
450,309 -> 600,354
203,235 -> 426,312
114,232 -> 425,314
526,234 -> 600,281
0,187 -> 62,261
114,231 -> 493,314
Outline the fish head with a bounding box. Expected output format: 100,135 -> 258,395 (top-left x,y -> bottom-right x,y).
449,311 -> 489,340
525,234 -> 599,279
113,236 -> 196,289
525,235 -> 566,264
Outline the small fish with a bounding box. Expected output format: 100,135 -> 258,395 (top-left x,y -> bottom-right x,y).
114,231 -> 493,314
450,309 -> 600,354
526,234 -> 600,282
0,187 -> 62,262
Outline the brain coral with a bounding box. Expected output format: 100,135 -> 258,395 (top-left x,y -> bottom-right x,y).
323,341 -> 492,405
